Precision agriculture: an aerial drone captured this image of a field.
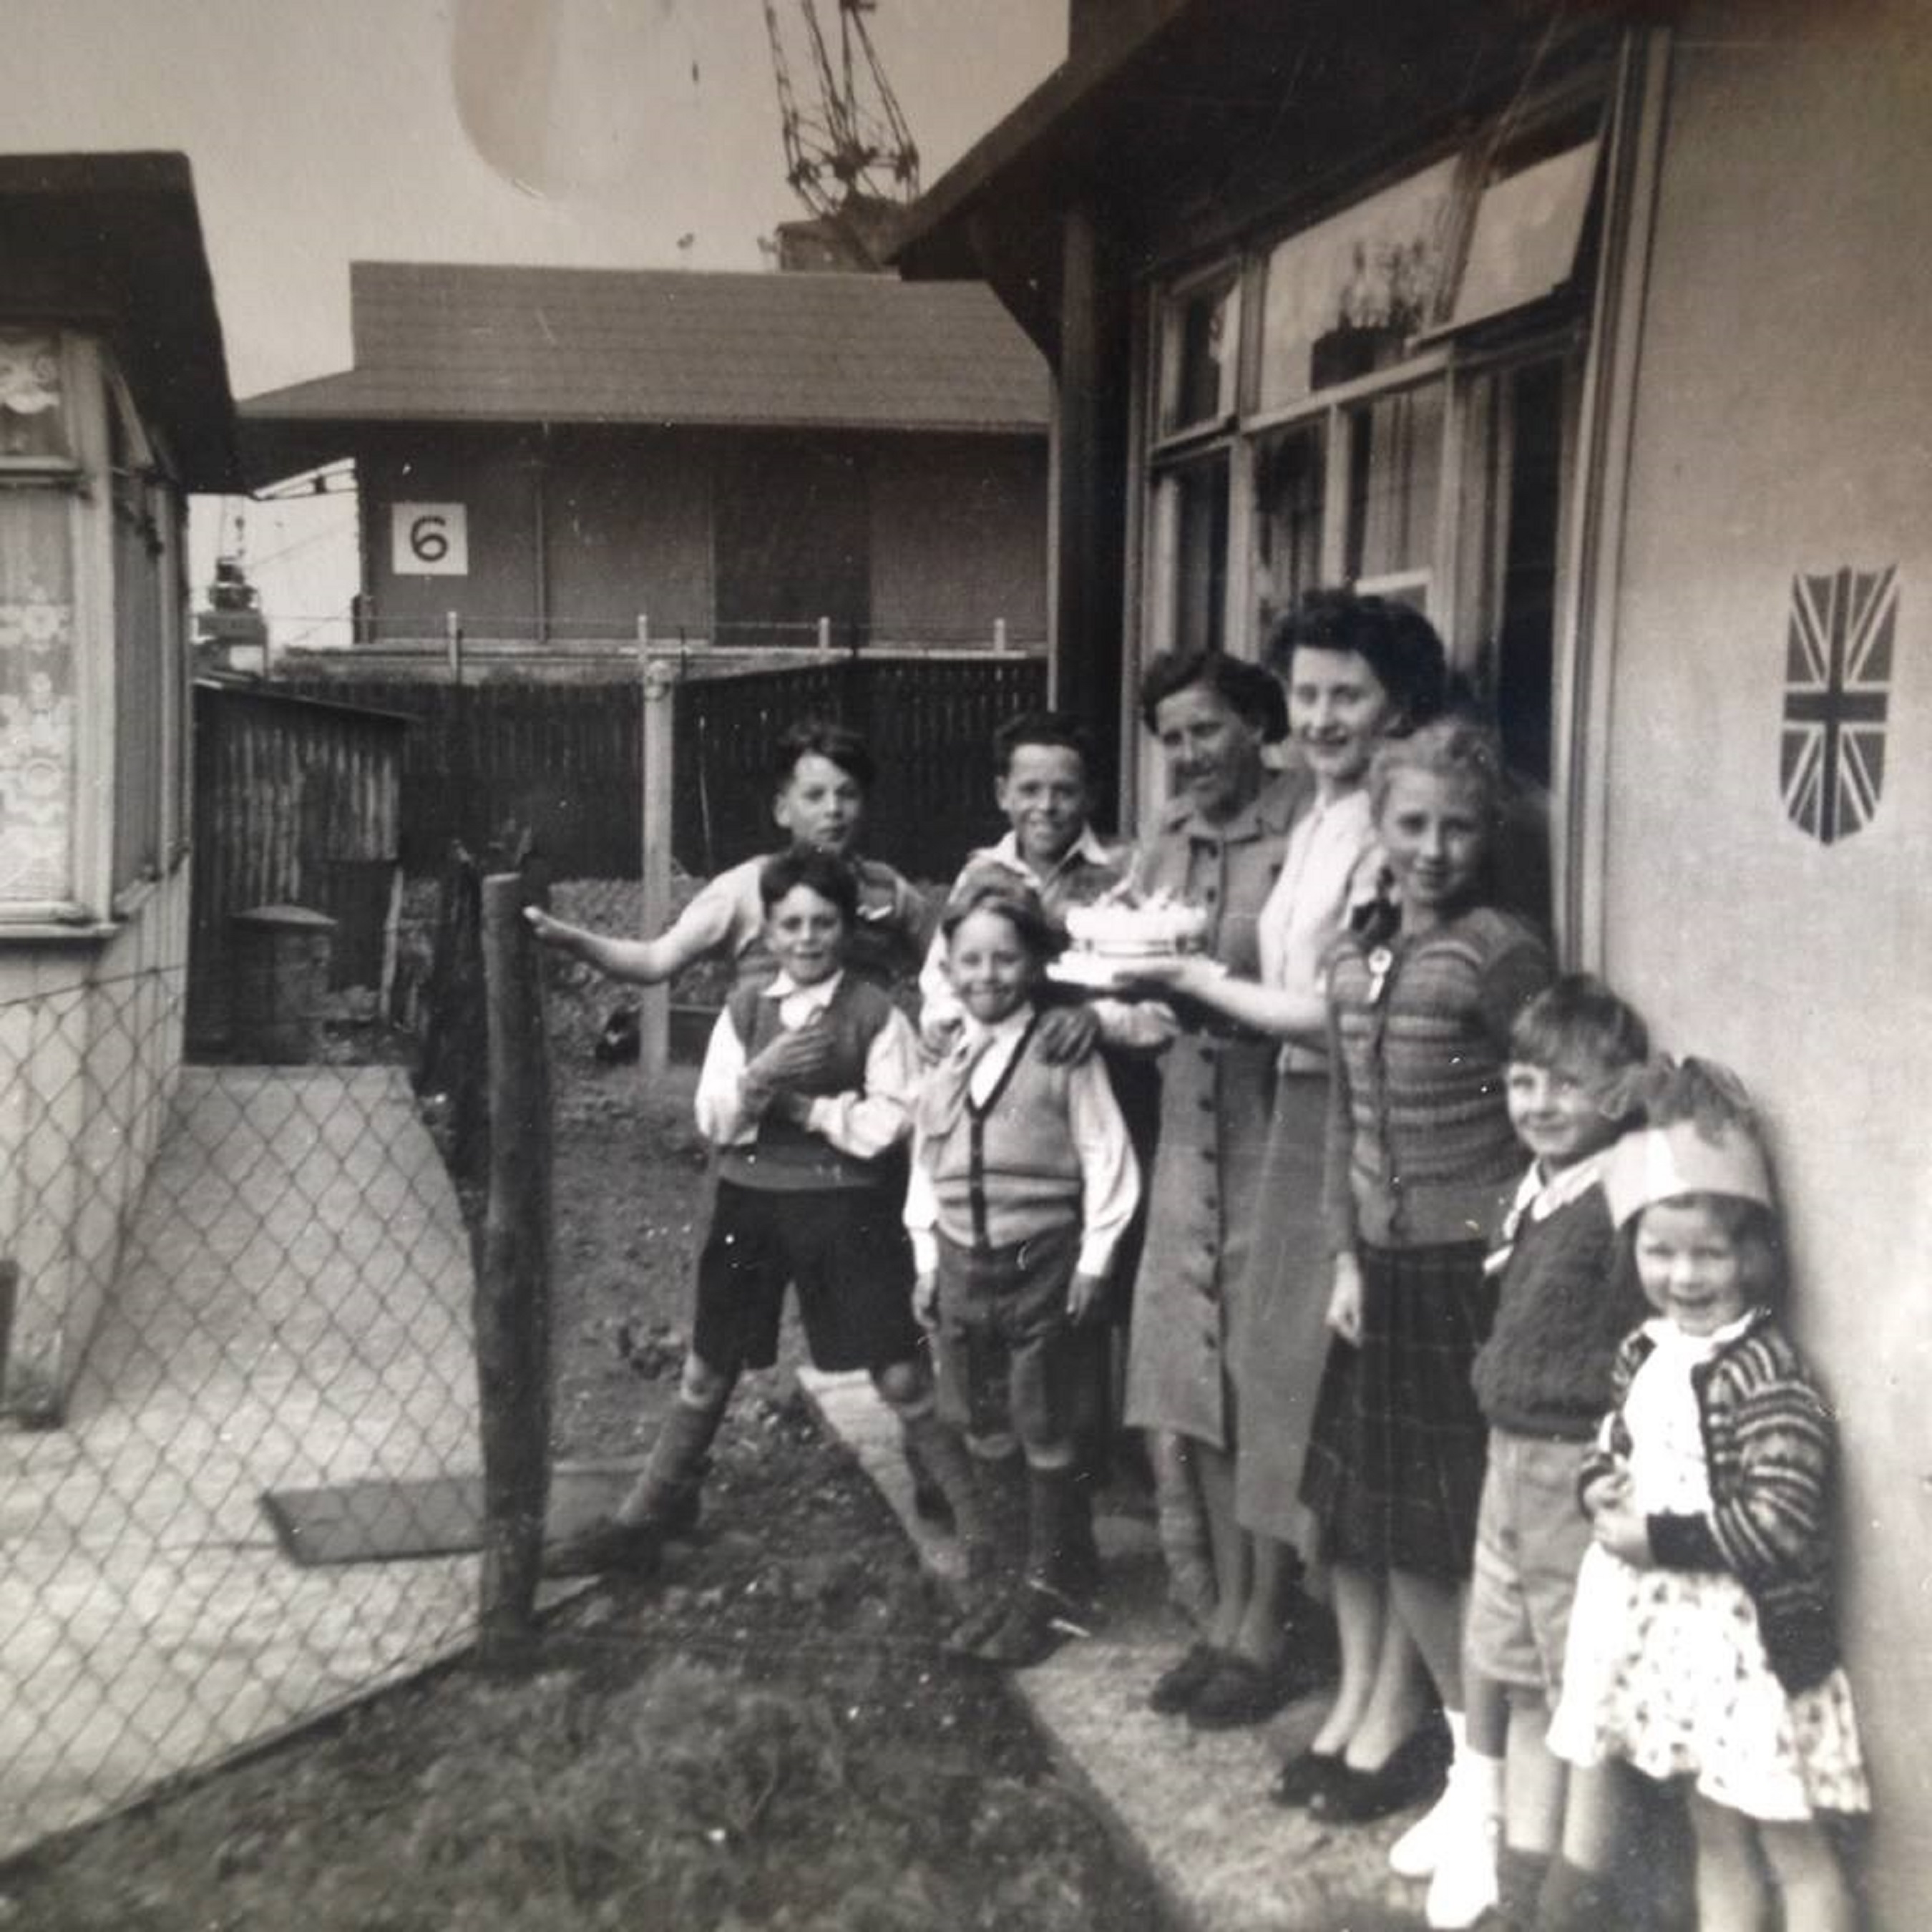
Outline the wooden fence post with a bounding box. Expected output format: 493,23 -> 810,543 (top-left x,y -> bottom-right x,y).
639,656 -> 678,1080
474,869 -> 552,1657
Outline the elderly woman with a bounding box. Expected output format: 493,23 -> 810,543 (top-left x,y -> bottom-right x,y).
1128,597 -> 1450,1732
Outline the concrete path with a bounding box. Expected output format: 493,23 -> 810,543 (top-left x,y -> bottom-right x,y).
804,1367 -> 1428,1932
0,1066 -> 486,1858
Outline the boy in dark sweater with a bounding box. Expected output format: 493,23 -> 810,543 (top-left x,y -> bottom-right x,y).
1418,976 -> 1649,1931
545,849 -> 970,1577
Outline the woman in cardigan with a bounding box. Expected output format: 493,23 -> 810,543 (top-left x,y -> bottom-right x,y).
1127,594 -> 1450,1728
1293,718 -> 1553,1823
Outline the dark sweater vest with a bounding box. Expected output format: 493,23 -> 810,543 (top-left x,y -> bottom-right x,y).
716,975 -> 898,1193
1470,1186 -> 1647,1439
915,1023 -> 1083,1252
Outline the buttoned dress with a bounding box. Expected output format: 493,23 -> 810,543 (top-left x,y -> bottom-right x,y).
1122,770 -> 1307,1452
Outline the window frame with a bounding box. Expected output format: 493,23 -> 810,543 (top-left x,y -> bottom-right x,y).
0,329 -> 187,930
1133,108 -> 1605,829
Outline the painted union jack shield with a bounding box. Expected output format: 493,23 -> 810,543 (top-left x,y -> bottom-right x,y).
1780,565 -> 1895,845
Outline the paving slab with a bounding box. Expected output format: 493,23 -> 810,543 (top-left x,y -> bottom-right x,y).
0,1067 -> 499,1858
802,1367 -> 1433,1932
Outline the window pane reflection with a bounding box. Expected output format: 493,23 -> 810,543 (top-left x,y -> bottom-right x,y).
1346,384 -> 1443,608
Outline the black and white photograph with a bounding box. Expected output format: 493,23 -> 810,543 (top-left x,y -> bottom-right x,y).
0,2 -> 1923,1926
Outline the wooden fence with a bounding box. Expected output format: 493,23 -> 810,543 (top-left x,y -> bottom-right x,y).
273,651 -> 1048,884
188,681 -> 409,1056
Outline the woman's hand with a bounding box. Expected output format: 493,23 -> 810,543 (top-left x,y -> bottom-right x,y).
912,1271 -> 940,1330
1118,955 -> 1214,997
1325,1252 -> 1365,1345
1065,1269 -> 1108,1328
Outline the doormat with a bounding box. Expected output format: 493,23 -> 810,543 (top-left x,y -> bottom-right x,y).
260,1462 -> 643,1567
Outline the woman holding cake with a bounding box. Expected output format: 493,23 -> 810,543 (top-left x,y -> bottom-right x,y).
1124,595 -> 1451,1729
1088,645 -> 1294,1726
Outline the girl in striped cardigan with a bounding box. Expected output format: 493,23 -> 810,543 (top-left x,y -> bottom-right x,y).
1549,1060 -> 1868,1932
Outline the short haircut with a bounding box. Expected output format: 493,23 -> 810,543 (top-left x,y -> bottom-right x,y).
757,847 -> 858,923
992,708 -> 1097,776
771,718 -> 875,793
1368,713 -> 1505,824
939,880 -> 1058,962
1510,975 -> 1650,1081
1264,587 -> 1450,733
1137,648 -> 1289,743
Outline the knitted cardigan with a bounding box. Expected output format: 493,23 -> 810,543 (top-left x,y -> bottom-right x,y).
1322,905 -> 1552,1252
1579,1307 -> 1842,1693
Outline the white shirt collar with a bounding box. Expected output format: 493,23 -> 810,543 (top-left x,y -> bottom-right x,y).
957,1000 -> 1035,1055
984,824 -> 1114,883
1515,1145 -> 1614,1225
761,968 -> 844,1010
1487,1146 -> 1612,1274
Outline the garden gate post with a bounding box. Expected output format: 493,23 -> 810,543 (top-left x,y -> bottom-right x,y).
474,869 -> 552,1655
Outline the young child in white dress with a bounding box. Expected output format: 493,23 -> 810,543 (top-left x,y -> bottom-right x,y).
1548,1058 -> 1868,1932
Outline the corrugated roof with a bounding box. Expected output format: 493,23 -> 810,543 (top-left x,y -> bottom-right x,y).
240,261 -> 1048,434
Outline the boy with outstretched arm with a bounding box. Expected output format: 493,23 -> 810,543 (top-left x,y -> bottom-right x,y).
528,717 -> 927,995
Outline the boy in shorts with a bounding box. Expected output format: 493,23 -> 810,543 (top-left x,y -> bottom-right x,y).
906,882 -> 1138,1665
1405,975 -> 1650,1929
545,849 -> 970,1576
529,718 -> 950,1516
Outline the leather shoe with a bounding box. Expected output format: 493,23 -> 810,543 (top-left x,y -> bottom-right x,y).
1186,1653 -> 1299,1731
1306,1719 -> 1451,1825
1269,1746 -> 1345,1807
1147,1641 -> 1222,1714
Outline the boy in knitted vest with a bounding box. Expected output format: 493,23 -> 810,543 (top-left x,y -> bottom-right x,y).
545,849 -> 970,1577
1415,975 -> 1650,1931
905,883 -> 1138,1667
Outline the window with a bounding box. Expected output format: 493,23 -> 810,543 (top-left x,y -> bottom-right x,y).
1157,275 -> 1239,436
0,332 -> 84,913
0,330 -> 187,923
1139,123 -> 1605,837
109,376 -> 175,894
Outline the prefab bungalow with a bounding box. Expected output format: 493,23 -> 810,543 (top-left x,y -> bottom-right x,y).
0,152 -> 238,1417
238,262 -> 1050,663
894,1 -> 1932,1917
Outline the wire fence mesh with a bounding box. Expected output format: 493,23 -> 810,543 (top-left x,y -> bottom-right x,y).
0,924 -> 492,1857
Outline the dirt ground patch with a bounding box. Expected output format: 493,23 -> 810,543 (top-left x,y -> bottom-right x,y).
3,1049 -> 1175,1931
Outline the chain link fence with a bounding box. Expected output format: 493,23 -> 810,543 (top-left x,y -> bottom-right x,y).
0,913 -> 501,1857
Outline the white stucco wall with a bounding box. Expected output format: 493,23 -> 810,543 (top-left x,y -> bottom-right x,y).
1601,9 -> 1932,1917
0,869 -> 190,1418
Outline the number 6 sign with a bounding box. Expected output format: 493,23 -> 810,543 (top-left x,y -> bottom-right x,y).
392,502 -> 469,576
